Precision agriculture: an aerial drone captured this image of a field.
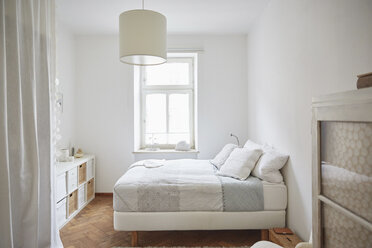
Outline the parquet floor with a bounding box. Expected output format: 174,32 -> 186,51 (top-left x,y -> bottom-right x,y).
60,195 -> 261,248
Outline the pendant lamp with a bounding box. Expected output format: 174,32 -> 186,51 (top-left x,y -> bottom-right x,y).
119,0 -> 167,66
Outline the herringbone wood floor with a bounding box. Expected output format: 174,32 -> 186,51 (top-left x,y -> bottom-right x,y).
60,195 -> 261,247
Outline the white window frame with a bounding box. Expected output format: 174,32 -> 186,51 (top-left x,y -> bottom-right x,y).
140,54 -> 196,149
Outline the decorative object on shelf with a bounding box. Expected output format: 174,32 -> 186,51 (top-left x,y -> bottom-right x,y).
175,140 -> 191,151
230,133 -> 240,147
58,148 -> 69,162
356,72 -> 372,89
74,148 -> 84,158
146,133 -> 160,151
119,0 -> 167,66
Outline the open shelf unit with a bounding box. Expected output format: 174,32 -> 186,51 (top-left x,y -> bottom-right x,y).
55,154 -> 95,229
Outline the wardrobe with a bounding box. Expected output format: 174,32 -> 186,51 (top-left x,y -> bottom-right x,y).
312,88 -> 372,247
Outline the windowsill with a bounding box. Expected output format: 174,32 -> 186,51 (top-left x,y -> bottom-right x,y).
133,149 -> 199,154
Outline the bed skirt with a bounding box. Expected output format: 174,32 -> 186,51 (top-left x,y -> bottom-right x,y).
114,210 -> 286,231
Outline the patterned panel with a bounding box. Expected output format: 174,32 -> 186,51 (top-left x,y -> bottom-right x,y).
321,122 -> 372,222
322,204 -> 372,248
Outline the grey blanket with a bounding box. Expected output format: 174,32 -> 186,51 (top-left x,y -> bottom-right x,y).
114,159 -> 263,212
219,176 -> 263,211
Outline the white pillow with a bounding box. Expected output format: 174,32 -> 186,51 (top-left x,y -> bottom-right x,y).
217,147 -> 263,180
244,140 -> 262,150
251,145 -> 289,183
210,144 -> 238,169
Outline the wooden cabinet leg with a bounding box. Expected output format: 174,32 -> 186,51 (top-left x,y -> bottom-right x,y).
131,231 -> 138,247
261,229 -> 269,241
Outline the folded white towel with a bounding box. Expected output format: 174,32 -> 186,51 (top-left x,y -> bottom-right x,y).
130,159 -> 165,169
143,160 -> 165,168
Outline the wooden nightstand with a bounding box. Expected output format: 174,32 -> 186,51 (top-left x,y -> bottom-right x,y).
269,229 -> 302,248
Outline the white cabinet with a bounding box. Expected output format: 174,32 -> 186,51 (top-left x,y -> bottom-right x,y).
56,173 -> 67,202
86,159 -> 94,180
78,185 -> 86,208
56,198 -> 67,228
55,155 -> 95,229
67,167 -> 78,193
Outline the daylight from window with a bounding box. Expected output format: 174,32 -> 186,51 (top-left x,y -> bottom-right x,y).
141,55 -> 196,149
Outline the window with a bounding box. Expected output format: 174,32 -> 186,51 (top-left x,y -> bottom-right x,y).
140,54 -> 196,149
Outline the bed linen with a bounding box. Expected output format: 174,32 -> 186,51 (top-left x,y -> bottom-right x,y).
114,159 -> 264,212
262,181 -> 287,210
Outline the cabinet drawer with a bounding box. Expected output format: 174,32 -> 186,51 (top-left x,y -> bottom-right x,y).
78,185 -> 86,208
56,173 -> 67,202
68,190 -> 78,216
86,159 -> 94,180
78,163 -> 86,185
67,167 -> 78,193
87,178 -> 94,200
56,198 -> 67,228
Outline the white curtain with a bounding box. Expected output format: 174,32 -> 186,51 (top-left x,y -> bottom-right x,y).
0,0 -> 62,247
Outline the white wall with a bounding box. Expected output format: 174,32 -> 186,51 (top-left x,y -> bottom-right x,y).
56,25 -> 76,148
74,34 -> 248,193
246,0 -> 372,240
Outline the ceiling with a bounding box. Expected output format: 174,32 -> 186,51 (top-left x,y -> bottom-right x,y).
56,0 -> 270,35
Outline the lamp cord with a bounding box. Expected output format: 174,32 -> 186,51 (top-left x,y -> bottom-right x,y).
230,133 -> 240,147
142,0 -> 144,9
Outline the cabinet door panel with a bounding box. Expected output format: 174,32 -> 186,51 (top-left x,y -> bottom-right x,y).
87,159 -> 94,180
67,167 -> 78,193
56,198 -> 67,227
322,203 -> 372,248
56,173 -> 67,202
321,122 -> 372,222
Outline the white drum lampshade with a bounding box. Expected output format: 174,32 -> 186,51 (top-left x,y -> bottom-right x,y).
119,9 -> 167,66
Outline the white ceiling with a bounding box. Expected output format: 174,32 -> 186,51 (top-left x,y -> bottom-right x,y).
56,0 -> 270,35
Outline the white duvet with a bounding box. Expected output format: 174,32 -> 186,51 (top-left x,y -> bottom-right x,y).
114,159 -> 224,212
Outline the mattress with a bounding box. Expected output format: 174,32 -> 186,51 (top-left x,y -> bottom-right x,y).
262,181 -> 287,210
114,159 -> 287,212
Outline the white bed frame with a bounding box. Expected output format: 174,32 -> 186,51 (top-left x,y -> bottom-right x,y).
114,210 -> 286,246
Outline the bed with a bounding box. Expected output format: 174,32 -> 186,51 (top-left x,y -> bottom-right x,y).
113,159 -> 287,245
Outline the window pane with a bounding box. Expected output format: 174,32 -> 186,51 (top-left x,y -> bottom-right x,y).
145,133 -> 167,145
169,94 -> 190,133
168,133 -> 190,144
145,94 -> 166,134
145,62 -> 190,85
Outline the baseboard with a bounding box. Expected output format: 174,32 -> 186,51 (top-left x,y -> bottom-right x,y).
95,192 -> 113,197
